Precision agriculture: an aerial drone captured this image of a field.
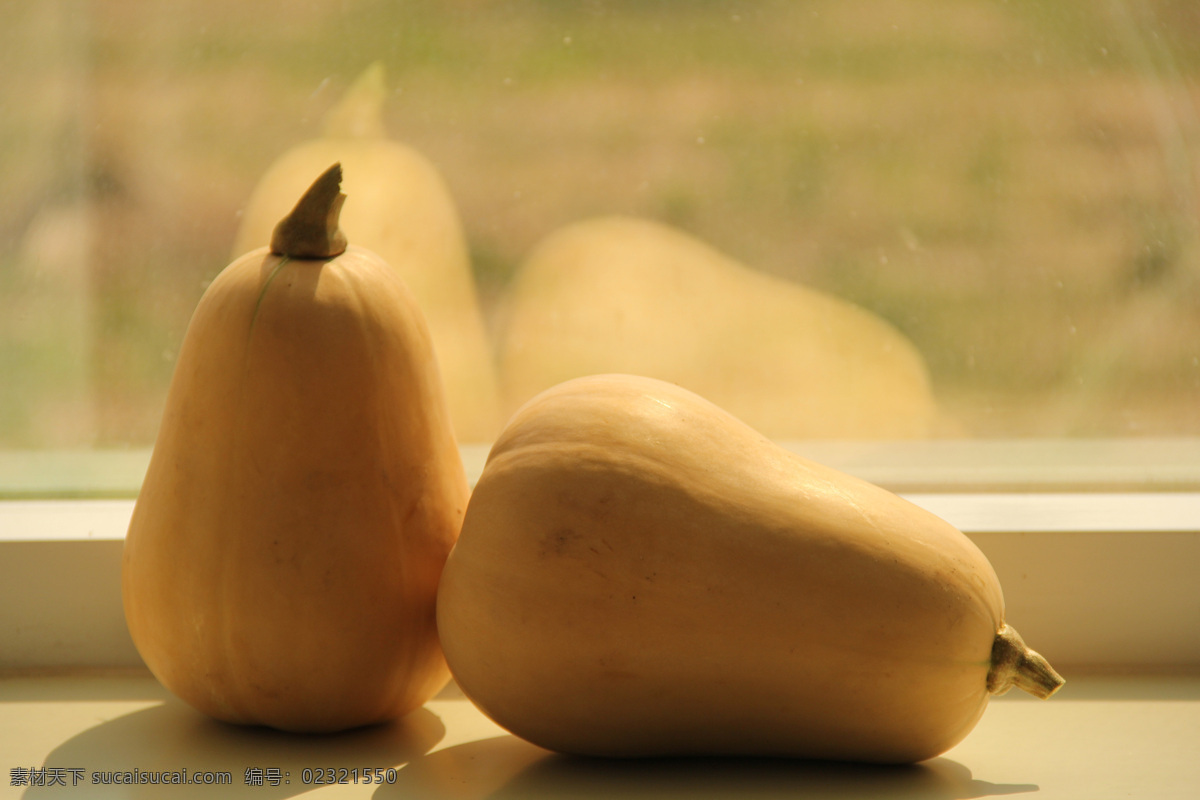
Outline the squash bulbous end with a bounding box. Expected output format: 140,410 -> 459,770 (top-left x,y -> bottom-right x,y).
269,162 -> 349,259
987,624 -> 1065,699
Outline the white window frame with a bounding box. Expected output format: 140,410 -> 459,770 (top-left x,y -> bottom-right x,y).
3,440 -> 1199,673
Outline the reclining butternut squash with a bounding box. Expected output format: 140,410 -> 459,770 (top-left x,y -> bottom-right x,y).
123,165 -> 468,733
496,216 -> 939,439
436,374 -> 1062,763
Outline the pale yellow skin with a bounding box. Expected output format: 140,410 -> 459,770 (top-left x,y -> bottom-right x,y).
438,374 -> 1005,763
123,244 -> 469,733
232,65 -> 501,442
497,216 -> 939,440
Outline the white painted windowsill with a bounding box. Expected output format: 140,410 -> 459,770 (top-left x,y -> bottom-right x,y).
1,441 -> 1197,800
2,439 -> 1199,672
2,672 -> 1197,800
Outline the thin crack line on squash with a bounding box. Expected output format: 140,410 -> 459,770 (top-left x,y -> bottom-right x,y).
250,255 -> 292,333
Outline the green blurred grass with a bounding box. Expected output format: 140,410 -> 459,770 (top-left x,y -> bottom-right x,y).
2,0 -> 1199,446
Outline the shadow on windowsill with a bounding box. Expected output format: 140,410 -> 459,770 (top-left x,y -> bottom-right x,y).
381,732 -> 1038,800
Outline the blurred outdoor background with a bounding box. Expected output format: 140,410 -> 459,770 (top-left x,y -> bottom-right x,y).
2,0 -> 1200,448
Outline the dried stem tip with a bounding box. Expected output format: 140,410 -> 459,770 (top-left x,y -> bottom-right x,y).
987,624 -> 1066,699
270,163 -> 349,259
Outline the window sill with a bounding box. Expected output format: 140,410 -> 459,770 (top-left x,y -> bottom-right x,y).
1,671 -> 1197,799
3,440 -> 1198,798
5,438 -> 1200,499
2,440 -> 1199,672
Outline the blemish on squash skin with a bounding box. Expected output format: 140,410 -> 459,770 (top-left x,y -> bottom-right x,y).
543,528 -> 609,558
542,527 -> 580,557
541,527 -> 613,581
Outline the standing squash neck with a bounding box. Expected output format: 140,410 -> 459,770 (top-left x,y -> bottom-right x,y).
322,62 -> 388,140
269,163 -> 349,259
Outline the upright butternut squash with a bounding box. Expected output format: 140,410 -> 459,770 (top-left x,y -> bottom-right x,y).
437,374 -> 1062,763
123,164 -> 468,733
233,64 -> 501,442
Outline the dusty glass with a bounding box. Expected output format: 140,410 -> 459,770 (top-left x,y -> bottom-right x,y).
2,1 -> 1198,470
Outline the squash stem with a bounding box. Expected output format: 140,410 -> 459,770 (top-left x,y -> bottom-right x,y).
269,163 -> 349,259
986,624 -> 1065,699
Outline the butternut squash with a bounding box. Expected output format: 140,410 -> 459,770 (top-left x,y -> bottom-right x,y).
123,164 -> 468,733
496,216 -> 939,439
436,374 -> 1062,763
233,63 -> 501,442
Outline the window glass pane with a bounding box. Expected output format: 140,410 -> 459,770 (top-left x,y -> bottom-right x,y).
2,1 -> 1198,458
